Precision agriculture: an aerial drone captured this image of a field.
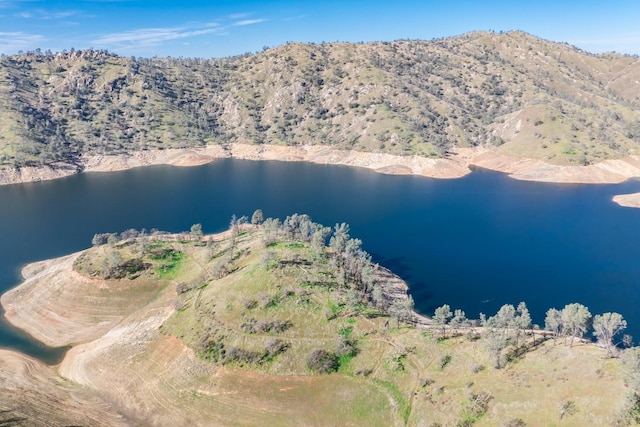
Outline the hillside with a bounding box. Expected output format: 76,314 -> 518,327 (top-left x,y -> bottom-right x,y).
2,31 -> 640,175
1,215 -> 638,425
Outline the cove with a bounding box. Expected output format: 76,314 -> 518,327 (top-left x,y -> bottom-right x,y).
2,158 -> 640,362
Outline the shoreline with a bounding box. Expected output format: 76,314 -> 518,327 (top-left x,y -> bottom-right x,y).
1,143 -> 640,207
1,229 -> 423,361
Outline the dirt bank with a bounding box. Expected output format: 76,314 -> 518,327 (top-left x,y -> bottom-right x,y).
0,349 -> 127,425
2,144 -> 640,207
1,252 -> 167,347
2,144 -> 639,186
612,192 -> 640,208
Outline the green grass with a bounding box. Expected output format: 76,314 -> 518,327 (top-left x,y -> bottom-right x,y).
375,379 -> 411,424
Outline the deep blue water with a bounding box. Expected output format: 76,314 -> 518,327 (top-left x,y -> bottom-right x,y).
2,159 -> 640,363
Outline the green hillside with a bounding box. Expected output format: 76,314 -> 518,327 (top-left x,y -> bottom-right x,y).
2,31 -> 640,169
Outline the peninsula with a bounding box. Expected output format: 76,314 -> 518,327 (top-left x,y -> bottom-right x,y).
1,215 -> 638,425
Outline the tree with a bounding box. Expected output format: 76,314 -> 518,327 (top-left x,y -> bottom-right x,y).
372,285 -> 385,307
449,309 -> 468,334
593,312 -> 627,356
251,209 -> 264,225
480,304 -> 524,368
515,302 -> 532,345
481,321 -> 510,369
545,308 -> 562,343
310,225 -> 331,258
403,296 -> 416,326
229,214 -> 239,236
329,223 -> 350,257
389,297 -> 414,327
433,304 -> 452,338
101,250 -> 123,279
560,303 -> 592,347
262,217 -> 281,245
190,223 -> 203,240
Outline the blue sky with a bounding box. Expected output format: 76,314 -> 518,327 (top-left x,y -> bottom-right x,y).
1,0 -> 639,58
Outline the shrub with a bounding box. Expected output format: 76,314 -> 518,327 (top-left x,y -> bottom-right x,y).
264,338 -> 289,358
307,349 -> 339,374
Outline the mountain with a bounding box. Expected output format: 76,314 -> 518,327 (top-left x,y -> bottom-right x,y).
1,31 -> 640,170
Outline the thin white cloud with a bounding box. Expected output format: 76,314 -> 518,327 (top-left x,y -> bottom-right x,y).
282,15 -> 307,22
233,19 -> 265,27
0,31 -> 44,52
0,0 -> 44,10
92,17 -> 266,52
93,23 -> 223,49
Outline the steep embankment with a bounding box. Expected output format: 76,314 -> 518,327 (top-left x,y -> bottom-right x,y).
1,252 -> 169,347
3,143 -> 640,211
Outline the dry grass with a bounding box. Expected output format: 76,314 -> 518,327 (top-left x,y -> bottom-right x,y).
1,226 -> 632,425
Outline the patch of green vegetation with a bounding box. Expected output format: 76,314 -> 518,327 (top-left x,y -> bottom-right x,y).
375,380 -> 410,424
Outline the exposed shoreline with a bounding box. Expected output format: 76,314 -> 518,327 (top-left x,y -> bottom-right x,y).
1,144 -> 640,208
0,144 -> 640,208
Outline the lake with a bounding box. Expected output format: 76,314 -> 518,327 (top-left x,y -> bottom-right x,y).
2,158 -> 640,363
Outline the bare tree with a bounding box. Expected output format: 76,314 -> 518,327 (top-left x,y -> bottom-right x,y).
593,312 -> 627,357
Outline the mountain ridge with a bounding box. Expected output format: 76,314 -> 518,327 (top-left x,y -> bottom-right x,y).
1,30 -> 639,175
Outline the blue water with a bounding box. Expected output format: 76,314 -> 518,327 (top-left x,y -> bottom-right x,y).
2,159 -> 640,362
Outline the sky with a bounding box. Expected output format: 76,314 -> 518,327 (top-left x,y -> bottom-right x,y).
1,0 -> 640,58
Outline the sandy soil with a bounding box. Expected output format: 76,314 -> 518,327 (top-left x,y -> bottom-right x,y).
0,349 -> 128,426
472,151 -> 640,183
1,252 -> 165,347
612,192 -> 640,208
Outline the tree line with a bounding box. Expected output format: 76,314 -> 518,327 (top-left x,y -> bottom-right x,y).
431,301 -> 629,369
